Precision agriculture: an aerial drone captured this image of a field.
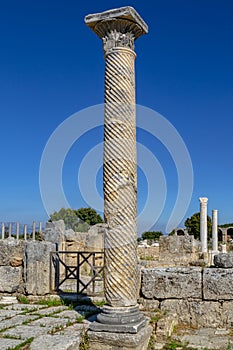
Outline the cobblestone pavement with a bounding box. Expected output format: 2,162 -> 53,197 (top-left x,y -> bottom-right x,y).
0,297 -> 101,350
154,328 -> 233,350
1,298 -> 233,349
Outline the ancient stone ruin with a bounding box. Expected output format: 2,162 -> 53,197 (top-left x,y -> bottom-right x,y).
1,5 -> 233,350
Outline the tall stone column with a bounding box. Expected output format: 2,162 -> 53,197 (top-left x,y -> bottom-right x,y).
212,209 -> 218,252
199,197 -> 208,253
85,7 -> 150,339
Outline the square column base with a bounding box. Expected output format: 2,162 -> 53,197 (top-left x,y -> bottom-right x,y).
88,324 -> 153,350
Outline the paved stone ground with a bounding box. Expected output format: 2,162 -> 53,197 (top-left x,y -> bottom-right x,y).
1,298 -> 233,349
0,297 -> 100,350
154,327 -> 233,350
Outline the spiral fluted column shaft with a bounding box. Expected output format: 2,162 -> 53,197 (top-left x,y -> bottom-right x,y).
85,6 -> 148,317
104,47 -> 137,307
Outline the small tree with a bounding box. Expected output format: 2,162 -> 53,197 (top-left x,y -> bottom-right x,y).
141,231 -> 163,242
185,212 -> 212,240
49,207 -> 103,232
50,208 -> 79,231
74,207 -> 103,226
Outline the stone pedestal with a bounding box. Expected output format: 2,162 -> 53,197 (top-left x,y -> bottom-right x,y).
85,6 -> 151,347
199,197 -> 208,253
88,324 -> 153,350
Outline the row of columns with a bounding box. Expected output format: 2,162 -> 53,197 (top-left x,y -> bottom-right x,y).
1,221 -> 42,240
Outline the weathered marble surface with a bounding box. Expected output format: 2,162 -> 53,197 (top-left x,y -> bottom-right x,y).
214,253 -> 233,268
141,267 -> 202,299
0,239 -> 25,266
203,268 -> 233,300
0,266 -> 22,293
23,241 -> 56,295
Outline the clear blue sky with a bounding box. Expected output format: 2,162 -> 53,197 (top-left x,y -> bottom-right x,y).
0,0 -> 233,233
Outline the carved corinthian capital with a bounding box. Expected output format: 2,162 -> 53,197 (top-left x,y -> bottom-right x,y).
85,6 -> 148,53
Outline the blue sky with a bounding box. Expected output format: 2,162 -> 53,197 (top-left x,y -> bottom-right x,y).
0,0 -> 233,233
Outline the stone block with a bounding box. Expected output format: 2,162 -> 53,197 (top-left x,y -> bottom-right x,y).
214,253 -> 233,268
160,299 -> 191,326
85,225 -> 105,251
88,324 -> 152,350
64,229 -> 77,242
0,239 -> 25,266
44,220 -> 65,245
24,241 -> 56,295
222,301 -> 233,328
141,267 -> 202,299
160,299 -> 224,328
203,268 -> 233,300
189,300 -> 223,328
0,266 -> 22,293
159,235 -> 200,254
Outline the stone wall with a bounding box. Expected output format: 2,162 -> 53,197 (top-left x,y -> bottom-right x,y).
0,221 -> 105,296
140,267 -> 233,333
139,235 -> 202,268
0,239 -> 56,296
0,239 -> 25,294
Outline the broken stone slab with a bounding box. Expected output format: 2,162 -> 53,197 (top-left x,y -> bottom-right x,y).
30,334 -> 82,350
203,268 -> 233,300
0,266 -> 23,293
0,239 -> 25,266
23,241 -> 56,295
141,267 -> 202,299
214,253 -> 233,268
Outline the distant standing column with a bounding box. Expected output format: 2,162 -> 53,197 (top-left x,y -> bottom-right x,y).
212,209 -> 218,252
199,197 -> 208,253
